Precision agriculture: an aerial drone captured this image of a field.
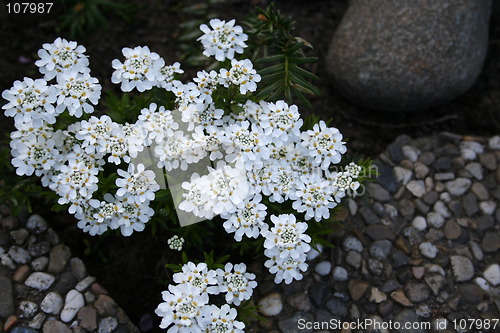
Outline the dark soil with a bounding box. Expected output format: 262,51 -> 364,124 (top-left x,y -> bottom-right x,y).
1,0 -> 499,331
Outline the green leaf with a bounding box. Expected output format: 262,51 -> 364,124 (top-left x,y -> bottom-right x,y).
289,64 -> 319,81
256,79 -> 284,100
285,42 -> 304,56
258,63 -> 285,76
256,54 -> 286,64
181,251 -> 189,264
288,56 -> 318,64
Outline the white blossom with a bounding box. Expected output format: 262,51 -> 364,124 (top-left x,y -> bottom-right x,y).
55,70 -> 101,117
111,46 -> 163,92
198,19 -> 248,61
215,263 -> 257,306
35,37 -> 89,80
301,120 -> 347,170
167,235 -> 185,251
116,163 -> 160,204
2,77 -> 58,127
221,194 -> 268,241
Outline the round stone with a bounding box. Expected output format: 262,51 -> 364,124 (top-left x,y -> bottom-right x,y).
450,255 -> 475,282
314,261 -> 332,276
333,266 -> 349,282
419,242 -> 438,258
483,264 -> 500,286
258,293 -> 283,316
326,0 -> 491,111
411,216 -> 427,231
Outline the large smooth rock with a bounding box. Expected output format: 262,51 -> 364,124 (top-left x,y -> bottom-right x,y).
327,0 -> 491,111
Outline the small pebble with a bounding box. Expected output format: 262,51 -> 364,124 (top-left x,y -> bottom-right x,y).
419,242 -> 438,258
258,293 -> 283,316
483,264 -> 500,286
314,261 -> 331,276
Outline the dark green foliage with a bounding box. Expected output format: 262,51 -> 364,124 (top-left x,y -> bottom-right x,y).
57,0 -> 141,38
244,4 -> 321,107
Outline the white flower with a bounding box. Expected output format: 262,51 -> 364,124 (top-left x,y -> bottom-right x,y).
219,59 -> 261,95
221,120 -> 270,169
11,130 -> 59,176
300,120 -> 347,170
265,251 -> 308,284
292,172 -> 337,221
154,130 -> 190,171
193,70 -> 219,103
173,262 -> 219,296
55,71 -> 101,117
199,304 -> 245,333
50,154 -> 100,205
261,161 -> 298,203
262,100 -> 303,142
155,283 -> 208,332
111,46 -> 163,92
137,103 -> 178,144
156,61 -> 183,90
345,162 -> 362,178
331,171 -> 360,196
114,195 -> 154,236
179,173 -> 216,220
198,19 -> 248,61
116,163 -> 160,204
35,37 -> 89,80
262,214 -> 311,260
168,235 -> 185,251
75,201 -> 110,236
76,115 -> 119,154
215,263 -> 257,306
2,77 -> 58,127
221,194 -> 268,241
205,163 -> 250,216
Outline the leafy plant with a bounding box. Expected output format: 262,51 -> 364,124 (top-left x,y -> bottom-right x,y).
244,4 -> 321,107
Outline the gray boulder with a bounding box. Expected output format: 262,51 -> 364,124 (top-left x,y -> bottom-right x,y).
327,0 -> 491,112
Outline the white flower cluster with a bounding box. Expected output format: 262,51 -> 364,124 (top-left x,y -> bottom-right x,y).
155,262 -> 255,332
111,46 -> 184,92
173,92 -> 362,283
198,19 -> 248,61
167,235 -> 185,251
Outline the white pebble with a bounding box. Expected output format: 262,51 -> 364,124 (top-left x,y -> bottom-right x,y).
394,166 -> 413,185
475,277 -> 490,291
460,148 -> 477,160
407,180 -> 426,198
1,254 -> 16,270
258,293 -> 283,316
488,135 -> 500,150
402,145 -> 420,163
60,289 -> 85,322
41,291 -> 64,315
19,301 -> 38,318
25,272 -> 55,291
479,201 -> 496,215
315,261 -> 332,276
483,264 -> 500,286
343,236 -> 363,252
419,242 -> 438,258
333,266 -> 349,281
411,216 -> 427,231
433,200 -> 450,218
427,212 -> 445,228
